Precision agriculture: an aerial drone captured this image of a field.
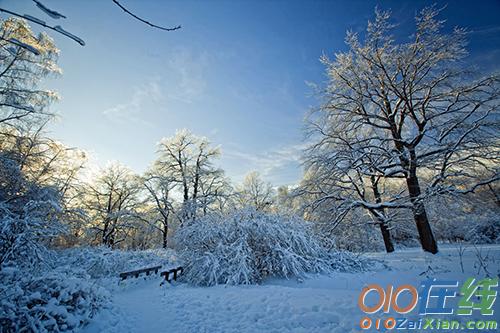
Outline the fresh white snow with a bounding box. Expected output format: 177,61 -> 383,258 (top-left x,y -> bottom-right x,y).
81,244 -> 500,333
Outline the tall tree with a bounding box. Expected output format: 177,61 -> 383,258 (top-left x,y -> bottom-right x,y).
310,7 -> 499,253
154,129 -> 224,225
143,171 -> 176,248
84,163 -> 143,247
237,171 -> 275,211
0,18 -> 86,265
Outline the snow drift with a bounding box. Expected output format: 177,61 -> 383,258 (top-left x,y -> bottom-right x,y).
175,208 -> 367,286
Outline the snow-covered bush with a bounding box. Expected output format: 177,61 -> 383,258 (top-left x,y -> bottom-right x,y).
54,246 -> 178,279
175,208 -> 367,286
467,218 -> 500,244
0,267 -> 109,332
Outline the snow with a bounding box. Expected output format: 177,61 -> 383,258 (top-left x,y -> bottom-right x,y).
81,244 -> 500,333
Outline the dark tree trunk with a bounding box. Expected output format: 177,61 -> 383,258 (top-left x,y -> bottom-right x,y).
379,222 -> 394,253
162,223 -> 168,249
487,184 -> 500,207
387,106 -> 437,254
102,219 -> 110,246
406,173 -> 438,254
370,175 -> 395,253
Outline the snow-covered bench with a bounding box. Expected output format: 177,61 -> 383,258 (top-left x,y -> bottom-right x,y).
160,266 -> 183,283
119,265 -> 162,280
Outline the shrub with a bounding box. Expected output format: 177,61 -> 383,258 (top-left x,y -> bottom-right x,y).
0,267 -> 109,333
467,218 -> 500,244
175,208 -> 367,286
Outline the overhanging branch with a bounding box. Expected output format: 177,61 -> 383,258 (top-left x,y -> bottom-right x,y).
112,0 -> 181,32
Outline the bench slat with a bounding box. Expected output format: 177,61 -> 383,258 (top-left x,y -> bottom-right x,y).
119,265 -> 163,280
160,266 -> 184,283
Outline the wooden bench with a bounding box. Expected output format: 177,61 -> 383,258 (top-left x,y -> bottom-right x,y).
119,265 -> 162,280
160,266 -> 184,283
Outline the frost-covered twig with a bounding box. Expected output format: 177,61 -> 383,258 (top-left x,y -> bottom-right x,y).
0,36 -> 40,55
0,7 -> 85,45
473,245 -> 492,277
32,0 -> 66,19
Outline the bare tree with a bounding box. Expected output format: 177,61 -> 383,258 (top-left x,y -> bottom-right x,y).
309,7 -> 499,253
237,171 -> 275,211
154,129 -> 224,225
143,171 -> 176,248
196,169 -> 233,215
84,163 -> 143,247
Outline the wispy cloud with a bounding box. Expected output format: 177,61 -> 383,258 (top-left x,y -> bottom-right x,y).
469,25 -> 500,36
165,47 -> 210,104
102,79 -> 163,126
101,47 -> 210,125
224,143 -> 307,185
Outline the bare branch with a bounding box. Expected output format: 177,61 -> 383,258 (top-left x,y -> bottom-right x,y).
112,0 -> 181,32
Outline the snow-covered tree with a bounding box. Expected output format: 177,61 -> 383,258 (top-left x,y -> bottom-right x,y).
154,129 -> 226,225
0,151 -> 63,269
0,126 -> 86,194
300,125 -> 402,252
196,168 -> 233,215
0,126 -> 87,248
274,185 -> 301,215
236,171 -> 275,211
308,7 -> 500,253
143,170 -> 177,248
0,17 -> 60,134
83,163 -> 143,247
0,18 -> 89,266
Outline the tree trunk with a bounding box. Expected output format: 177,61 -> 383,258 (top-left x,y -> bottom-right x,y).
102,219 -> 110,246
406,173 -> 438,254
370,175 -> 394,253
162,223 -> 168,249
379,222 -> 394,253
487,184 -> 500,207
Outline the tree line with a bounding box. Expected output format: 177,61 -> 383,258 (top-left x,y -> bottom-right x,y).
1,7 -> 499,261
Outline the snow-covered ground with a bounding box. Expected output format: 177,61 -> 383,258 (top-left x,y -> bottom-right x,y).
82,244 -> 500,333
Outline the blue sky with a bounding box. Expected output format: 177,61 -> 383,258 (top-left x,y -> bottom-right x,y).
1,0 -> 499,185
